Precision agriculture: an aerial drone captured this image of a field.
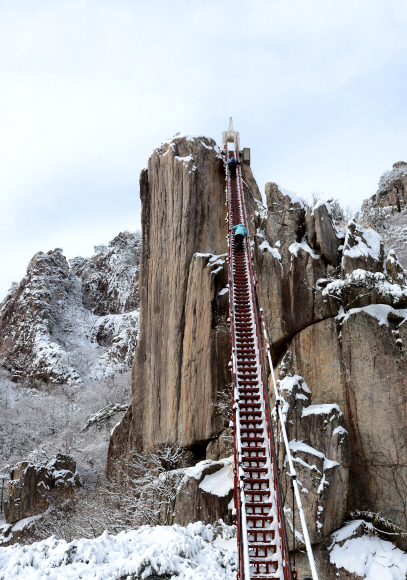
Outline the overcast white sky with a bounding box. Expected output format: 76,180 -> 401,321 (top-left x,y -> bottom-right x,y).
0,0 -> 406,299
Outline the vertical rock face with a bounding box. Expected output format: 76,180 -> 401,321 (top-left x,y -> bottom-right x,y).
254,183 -> 407,532
288,308 -> 407,531
375,161 -> 407,211
275,353 -> 350,549
254,186 -> 335,352
341,312 -> 407,525
131,135 -> 229,452
106,404 -> 133,484
307,202 -> 341,266
176,254 -> 230,446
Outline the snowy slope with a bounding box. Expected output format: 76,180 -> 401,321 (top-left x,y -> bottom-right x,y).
0,231 -> 141,384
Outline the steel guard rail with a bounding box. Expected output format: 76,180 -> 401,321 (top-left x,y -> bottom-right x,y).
234,156 -> 292,578
225,149 -> 293,580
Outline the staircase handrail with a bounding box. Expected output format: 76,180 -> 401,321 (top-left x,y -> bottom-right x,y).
234,154 -> 319,580
225,162 -> 251,580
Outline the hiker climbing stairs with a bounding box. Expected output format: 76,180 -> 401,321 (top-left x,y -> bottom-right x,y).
222,119 -> 318,580
224,148 -> 293,580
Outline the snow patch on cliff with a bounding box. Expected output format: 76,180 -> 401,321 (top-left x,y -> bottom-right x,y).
302,403 -> 342,418
199,457 -> 234,497
277,185 -> 305,208
336,304 -> 407,327
343,221 -> 382,261
183,456 -> 234,498
289,239 -> 319,260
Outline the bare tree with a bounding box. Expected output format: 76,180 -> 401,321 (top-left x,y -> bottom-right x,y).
29,444 -> 191,542
113,444 -> 191,527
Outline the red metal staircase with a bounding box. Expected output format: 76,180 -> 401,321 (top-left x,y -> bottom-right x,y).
225,150 -> 294,580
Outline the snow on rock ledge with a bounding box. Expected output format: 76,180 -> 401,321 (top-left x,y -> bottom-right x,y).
170,457 -> 234,526
328,520 -> 407,579
342,219 -> 384,275
276,352 -> 350,549
5,454 -> 80,525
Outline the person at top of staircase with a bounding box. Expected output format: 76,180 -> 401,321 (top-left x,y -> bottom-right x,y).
231,223 -> 247,253
228,156 -> 240,179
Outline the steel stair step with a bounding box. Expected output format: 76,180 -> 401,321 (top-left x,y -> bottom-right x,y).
226,151 -> 291,580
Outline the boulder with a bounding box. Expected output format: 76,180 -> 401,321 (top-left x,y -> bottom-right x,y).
170,457 -> 234,526
310,202 -> 342,266
341,220 -> 384,276
295,519 -> 407,579
5,454 -> 79,524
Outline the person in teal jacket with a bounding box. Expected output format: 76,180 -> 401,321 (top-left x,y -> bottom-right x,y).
228,156 -> 240,179
231,223 -> 247,253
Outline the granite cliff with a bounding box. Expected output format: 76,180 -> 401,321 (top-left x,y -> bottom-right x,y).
107,134 -> 407,575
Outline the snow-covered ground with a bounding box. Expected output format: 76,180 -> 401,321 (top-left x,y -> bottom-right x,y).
1,518 -> 406,579
0,522 -> 237,580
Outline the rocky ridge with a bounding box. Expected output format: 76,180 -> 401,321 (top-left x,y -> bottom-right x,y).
367,161 -> 407,212
254,182 -> 407,534
0,231 -> 141,384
